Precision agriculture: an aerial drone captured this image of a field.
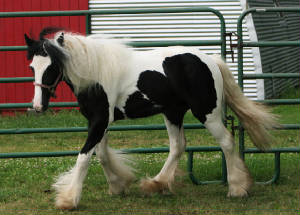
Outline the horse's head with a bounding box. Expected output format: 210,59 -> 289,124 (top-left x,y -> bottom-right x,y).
25,27 -> 66,113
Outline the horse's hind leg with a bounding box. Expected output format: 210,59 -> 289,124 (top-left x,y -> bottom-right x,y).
203,111 -> 253,197
95,134 -> 136,195
140,110 -> 186,194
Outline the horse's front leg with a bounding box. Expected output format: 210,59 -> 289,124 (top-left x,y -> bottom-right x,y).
52,117 -> 108,210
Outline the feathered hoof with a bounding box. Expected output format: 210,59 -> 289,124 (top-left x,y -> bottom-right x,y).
227,186 -> 250,198
227,177 -> 252,198
139,178 -> 168,194
108,174 -> 136,195
55,191 -> 78,210
227,159 -> 253,198
52,183 -> 81,210
108,183 -> 126,195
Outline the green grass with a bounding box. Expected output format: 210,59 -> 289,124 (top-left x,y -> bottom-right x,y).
0,88 -> 299,214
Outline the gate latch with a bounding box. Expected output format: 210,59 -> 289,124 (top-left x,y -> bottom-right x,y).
226,115 -> 236,137
225,32 -> 239,63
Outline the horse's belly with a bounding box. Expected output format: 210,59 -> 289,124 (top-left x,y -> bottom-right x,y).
123,91 -> 164,119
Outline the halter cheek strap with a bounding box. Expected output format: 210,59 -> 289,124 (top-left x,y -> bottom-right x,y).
33,72 -> 63,98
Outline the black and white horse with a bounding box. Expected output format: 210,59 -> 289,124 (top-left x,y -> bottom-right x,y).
24,27 -> 277,210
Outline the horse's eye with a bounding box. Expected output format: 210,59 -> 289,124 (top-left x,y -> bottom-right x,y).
41,51 -> 48,57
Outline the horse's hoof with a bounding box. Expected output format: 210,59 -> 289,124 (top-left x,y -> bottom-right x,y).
140,178 -> 167,194
54,187 -> 79,210
227,187 -> 249,198
55,197 -> 77,210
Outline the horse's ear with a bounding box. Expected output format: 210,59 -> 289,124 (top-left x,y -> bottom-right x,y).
57,32 -> 64,46
24,34 -> 35,47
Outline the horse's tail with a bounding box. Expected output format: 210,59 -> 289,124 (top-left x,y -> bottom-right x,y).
211,55 -> 279,150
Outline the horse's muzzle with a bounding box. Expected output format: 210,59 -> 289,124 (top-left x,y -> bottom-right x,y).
33,105 -> 43,113
33,104 -> 48,113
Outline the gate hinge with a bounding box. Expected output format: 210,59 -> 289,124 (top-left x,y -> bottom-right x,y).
225,32 -> 239,62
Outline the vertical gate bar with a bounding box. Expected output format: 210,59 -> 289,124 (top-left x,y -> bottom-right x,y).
238,126 -> 245,159
220,14 -> 226,60
237,10 -> 245,159
85,14 -> 91,35
219,11 -> 227,183
187,151 -> 224,185
187,151 -> 200,185
255,152 -> 281,185
221,152 -> 227,183
273,152 -> 281,183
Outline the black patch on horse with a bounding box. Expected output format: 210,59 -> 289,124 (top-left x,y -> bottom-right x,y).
124,91 -> 163,119
77,84 -> 109,120
77,83 -> 109,154
137,70 -> 180,106
162,53 -> 217,123
135,70 -> 188,126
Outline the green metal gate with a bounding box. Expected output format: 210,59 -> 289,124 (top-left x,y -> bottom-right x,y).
237,7 -> 300,184
0,7 -> 299,185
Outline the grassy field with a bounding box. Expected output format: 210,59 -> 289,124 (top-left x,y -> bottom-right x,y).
0,88 -> 299,214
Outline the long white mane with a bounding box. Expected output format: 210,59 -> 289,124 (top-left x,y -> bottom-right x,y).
53,32 -> 132,94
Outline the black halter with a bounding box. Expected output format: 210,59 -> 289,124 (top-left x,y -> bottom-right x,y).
33,72 -> 63,98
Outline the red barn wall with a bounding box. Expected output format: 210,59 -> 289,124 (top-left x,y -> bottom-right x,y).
0,0 -> 88,112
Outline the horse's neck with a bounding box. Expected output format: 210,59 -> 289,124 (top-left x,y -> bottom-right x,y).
63,36 -> 133,96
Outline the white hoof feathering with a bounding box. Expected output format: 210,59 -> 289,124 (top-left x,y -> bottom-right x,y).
140,178 -> 168,194
227,160 -> 253,197
54,185 -> 81,210
97,147 -> 136,195
52,169 -> 82,210
52,151 -> 92,210
140,167 -> 185,194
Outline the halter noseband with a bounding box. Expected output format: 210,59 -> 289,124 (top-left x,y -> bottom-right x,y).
33,72 -> 63,98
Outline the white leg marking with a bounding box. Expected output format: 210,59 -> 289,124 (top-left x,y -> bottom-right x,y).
205,117 -> 253,197
52,149 -> 94,209
95,134 -> 136,195
140,117 -> 186,194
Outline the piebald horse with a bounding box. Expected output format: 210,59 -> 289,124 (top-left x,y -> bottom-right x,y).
24,27 -> 277,209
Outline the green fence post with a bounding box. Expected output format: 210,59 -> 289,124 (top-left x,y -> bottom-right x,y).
85,14 -> 91,35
